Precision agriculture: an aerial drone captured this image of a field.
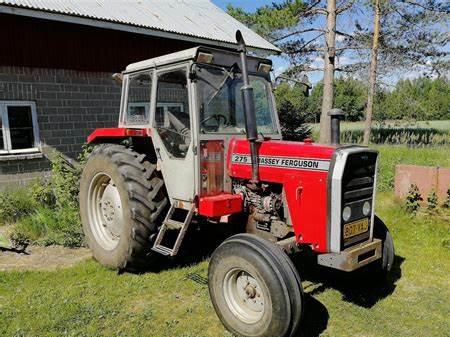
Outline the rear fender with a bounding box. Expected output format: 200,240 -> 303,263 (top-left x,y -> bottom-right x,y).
87,128 -> 150,144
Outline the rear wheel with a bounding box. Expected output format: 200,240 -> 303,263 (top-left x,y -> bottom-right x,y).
79,144 -> 168,271
208,234 -> 303,337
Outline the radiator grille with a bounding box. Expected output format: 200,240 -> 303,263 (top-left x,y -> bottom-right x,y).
341,151 -> 378,248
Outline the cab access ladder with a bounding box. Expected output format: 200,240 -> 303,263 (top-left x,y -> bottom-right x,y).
151,202 -> 194,257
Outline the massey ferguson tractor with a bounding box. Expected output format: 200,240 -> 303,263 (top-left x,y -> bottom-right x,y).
80,31 -> 394,337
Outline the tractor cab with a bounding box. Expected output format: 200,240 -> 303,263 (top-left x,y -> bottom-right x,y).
116,47 -> 281,202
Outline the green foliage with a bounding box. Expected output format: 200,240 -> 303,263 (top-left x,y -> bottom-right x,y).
12,206 -> 83,248
3,145 -> 92,247
427,189 -> 438,210
274,82 -> 312,140
377,77 -> 450,121
405,184 -> 423,213
309,79 -> 368,122
51,145 -> 91,208
29,178 -> 55,206
227,0 -> 304,41
0,189 -> 36,225
443,188 -> 450,209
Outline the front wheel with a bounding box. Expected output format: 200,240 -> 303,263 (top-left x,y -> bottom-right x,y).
366,216 -> 395,279
208,234 -> 303,337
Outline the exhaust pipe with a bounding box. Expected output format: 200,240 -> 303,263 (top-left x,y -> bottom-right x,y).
328,108 -> 345,145
236,30 -> 259,183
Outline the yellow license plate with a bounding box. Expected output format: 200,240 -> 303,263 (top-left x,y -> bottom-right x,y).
343,218 -> 369,239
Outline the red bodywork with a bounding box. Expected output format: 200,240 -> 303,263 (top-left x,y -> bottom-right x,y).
87,128 -> 336,253
228,138 -> 336,253
87,128 -> 148,144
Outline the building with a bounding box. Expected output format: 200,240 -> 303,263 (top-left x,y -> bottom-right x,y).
0,0 -> 278,187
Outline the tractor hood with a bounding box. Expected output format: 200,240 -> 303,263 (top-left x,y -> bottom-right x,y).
227,138 -> 336,183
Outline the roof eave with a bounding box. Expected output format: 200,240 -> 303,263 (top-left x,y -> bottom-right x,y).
0,5 -> 281,55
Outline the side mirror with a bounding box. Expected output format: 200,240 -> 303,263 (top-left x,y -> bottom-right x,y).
112,73 -> 123,84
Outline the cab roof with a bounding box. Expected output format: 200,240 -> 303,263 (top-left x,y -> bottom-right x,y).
125,46 -> 272,74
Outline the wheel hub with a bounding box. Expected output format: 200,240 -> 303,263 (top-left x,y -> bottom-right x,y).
224,269 -> 265,324
87,173 -> 123,250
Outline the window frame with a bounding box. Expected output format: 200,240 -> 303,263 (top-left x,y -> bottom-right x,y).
0,101 -> 40,155
119,70 -> 153,128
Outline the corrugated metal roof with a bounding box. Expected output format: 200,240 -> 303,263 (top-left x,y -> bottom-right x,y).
0,0 -> 280,53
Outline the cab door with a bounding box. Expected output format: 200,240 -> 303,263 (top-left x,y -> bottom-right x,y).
150,65 -> 196,202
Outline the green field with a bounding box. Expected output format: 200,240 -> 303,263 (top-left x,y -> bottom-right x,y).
309,120 -> 450,146
310,120 -> 450,132
1,145 -> 450,337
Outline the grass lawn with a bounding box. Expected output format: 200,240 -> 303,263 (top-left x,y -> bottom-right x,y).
1,145 -> 449,337
1,191 -> 449,337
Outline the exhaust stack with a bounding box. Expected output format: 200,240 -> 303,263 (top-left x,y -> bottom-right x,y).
328,108 -> 345,146
236,30 -> 259,183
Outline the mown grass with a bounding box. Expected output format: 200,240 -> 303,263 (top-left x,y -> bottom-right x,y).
1,192 -> 449,337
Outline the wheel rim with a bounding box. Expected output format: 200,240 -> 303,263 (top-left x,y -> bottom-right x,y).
87,172 -> 123,250
223,268 -> 266,324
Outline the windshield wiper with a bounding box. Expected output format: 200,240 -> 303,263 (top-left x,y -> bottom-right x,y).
206,68 -> 235,105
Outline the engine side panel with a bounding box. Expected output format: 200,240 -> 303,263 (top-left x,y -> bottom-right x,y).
228,138 -> 335,253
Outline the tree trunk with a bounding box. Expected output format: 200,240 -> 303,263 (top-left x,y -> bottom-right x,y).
363,0 -> 381,145
319,0 -> 337,144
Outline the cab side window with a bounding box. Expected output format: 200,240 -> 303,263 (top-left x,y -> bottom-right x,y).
155,70 -> 191,158
125,71 -> 152,125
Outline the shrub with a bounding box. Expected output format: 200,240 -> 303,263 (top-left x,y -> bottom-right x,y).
0,189 -> 37,224
6,145 -> 92,248
405,184 -> 422,213
427,190 -> 438,211
29,178 -> 55,206
443,188 -> 450,209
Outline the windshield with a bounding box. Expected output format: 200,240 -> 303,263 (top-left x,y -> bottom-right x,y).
196,64 -> 278,135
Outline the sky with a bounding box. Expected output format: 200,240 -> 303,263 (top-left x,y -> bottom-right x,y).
211,0 -> 449,87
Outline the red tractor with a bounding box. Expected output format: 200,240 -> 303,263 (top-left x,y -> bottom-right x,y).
80,31 -> 394,337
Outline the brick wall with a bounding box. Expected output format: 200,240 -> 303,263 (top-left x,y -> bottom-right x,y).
0,66 -> 121,186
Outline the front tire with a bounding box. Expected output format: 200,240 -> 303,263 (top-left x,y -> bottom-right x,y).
208,234 -> 303,337
366,216 -> 395,278
79,144 -> 168,271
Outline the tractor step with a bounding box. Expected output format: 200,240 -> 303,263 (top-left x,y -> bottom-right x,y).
151,202 -> 194,257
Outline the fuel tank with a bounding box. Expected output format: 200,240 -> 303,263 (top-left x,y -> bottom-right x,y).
227,138 -> 336,253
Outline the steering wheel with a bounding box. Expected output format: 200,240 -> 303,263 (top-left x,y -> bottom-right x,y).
200,114 -> 228,128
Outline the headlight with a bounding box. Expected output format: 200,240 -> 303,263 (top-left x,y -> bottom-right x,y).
342,206 -> 352,221
362,201 -> 371,216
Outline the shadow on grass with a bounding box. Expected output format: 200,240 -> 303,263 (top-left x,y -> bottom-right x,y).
293,252 -> 405,309
295,294 -> 329,337
140,221 -> 236,273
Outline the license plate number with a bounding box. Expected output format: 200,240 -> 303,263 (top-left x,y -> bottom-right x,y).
343,218 -> 369,239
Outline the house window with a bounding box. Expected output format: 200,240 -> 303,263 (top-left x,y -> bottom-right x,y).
155,103 -> 184,127
0,101 -> 40,154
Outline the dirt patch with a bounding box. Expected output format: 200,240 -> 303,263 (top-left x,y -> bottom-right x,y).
0,245 -> 91,271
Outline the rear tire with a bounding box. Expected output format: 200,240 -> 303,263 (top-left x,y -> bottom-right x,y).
79,144 -> 168,271
208,234 -> 303,337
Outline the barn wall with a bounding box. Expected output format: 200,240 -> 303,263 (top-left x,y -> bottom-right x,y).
0,13 -> 194,72
0,13 -> 196,187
